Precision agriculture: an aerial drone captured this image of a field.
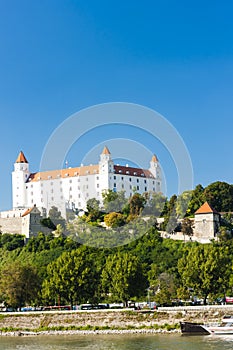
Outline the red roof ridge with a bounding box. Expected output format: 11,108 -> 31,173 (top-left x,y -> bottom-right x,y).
102,146 -> 111,155
22,207 -> 34,217
16,151 -> 28,164
151,154 -> 158,162
195,201 -> 219,215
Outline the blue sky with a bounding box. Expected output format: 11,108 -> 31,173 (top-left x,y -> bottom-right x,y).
0,0 -> 233,210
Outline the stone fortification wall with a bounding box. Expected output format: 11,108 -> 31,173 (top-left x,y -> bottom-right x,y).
0,217 -> 22,235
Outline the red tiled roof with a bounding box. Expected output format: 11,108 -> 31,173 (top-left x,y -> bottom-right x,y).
27,164 -> 99,182
114,165 -> 155,178
16,151 -> 28,164
195,201 -> 219,215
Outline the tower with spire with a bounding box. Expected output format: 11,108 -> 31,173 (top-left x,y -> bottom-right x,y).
12,151 -> 30,209
99,146 -> 114,193
149,154 -> 162,192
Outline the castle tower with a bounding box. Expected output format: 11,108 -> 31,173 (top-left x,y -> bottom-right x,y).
149,154 -> 162,192
99,146 -> 114,193
12,151 -> 30,209
194,201 -> 221,240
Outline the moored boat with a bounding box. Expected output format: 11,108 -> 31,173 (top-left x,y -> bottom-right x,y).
180,316 -> 233,336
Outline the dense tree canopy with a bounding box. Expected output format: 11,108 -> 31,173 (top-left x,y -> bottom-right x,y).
1,181 -> 233,309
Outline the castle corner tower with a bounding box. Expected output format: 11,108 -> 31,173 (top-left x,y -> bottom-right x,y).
12,151 -> 30,209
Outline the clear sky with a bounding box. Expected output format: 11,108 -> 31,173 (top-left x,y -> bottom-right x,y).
0,0 -> 233,210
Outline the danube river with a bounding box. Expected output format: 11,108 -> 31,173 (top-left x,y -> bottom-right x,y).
1,334 -> 233,350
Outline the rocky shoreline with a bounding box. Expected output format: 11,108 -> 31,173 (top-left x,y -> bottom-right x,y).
0,307 -> 231,337
0,328 -> 180,337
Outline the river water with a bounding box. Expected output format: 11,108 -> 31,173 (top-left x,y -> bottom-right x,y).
1,334 -> 233,350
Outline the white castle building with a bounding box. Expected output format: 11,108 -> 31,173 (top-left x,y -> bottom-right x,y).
12,146 -> 162,218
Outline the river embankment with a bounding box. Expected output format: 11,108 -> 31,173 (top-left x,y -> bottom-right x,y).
0,305 -> 233,336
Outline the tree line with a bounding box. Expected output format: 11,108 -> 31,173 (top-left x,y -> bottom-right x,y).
1,180 -> 233,309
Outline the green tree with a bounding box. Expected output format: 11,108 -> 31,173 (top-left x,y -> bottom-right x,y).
186,184 -> 205,215
154,272 -> 177,306
49,206 -> 63,220
128,193 -> 146,217
181,218 -> 194,240
101,252 -> 147,305
178,244 -> 231,304
143,192 -> 166,217
102,190 -> 127,213
42,248 -> 99,307
176,191 -> 192,218
85,198 -> 103,223
0,262 -> 41,309
104,212 -> 126,228
203,181 -> 233,212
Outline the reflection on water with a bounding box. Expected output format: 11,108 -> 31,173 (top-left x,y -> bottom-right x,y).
1,334 -> 233,350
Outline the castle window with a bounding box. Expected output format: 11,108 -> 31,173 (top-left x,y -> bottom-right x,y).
153,181 -> 155,185
51,182 -> 53,185
129,178 -> 131,182
137,179 -> 139,183
97,184 -> 99,188
41,190 -> 43,194
78,194 -> 81,198
96,176 -> 99,180
157,182 -> 160,185
86,177 -> 88,181
31,184 -> 33,188
134,172 -> 137,176
114,176 -> 116,180
51,189 -> 53,193
61,196 -> 63,199
122,184 -> 124,189
69,187 -> 72,191
153,188 -> 155,191
31,191 -> 33,195
121,177 -> 124,181
78,186 -> 80,190
51,197 -> 54,201
41,198 -> 43,202
69,180 -> 72,183
130,185 -> 132,189
114,183 -> 116,188
145,187 -> 147,191
137,186 -> 139,191
144,180 -> 147,184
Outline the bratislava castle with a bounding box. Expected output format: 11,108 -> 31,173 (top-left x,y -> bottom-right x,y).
12,146 -> 162,217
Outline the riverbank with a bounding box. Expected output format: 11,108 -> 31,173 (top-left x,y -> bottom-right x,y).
0,307 -> 232,336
